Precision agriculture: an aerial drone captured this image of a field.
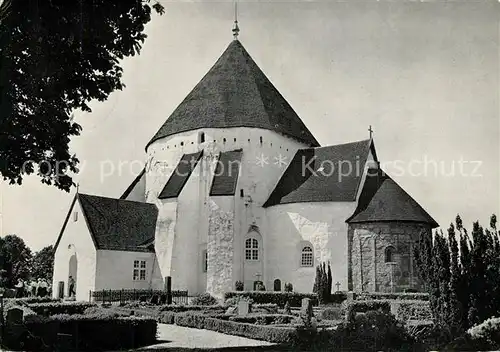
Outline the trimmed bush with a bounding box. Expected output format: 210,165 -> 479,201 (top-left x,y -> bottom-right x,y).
228,314 -> 295,325
235,280 -> 244,291
320,307 -> 342,321
7,313 -> 157,351
28,301 -> 96,316
158,311 -> 177,324
174,311 -> 297,343
253,303 -> 278,314
344,300 -> 391,321
357,292 -> 429,301
330,291 -> 347,304
224,291 -> 318,308
158,304 -> 225,313
395,300 -> 432,321
8,297 -> 61,304
191,292 -> 218,306
284,283 -> 293,292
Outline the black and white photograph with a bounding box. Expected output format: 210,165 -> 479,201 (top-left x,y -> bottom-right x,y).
0,0 -> 499,351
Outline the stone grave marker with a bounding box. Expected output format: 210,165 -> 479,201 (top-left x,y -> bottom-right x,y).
238,300 -> 249,316
6,307 -> 23,325
300,298 -> 313,327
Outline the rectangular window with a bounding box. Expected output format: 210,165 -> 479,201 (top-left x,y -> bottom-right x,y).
202,250 -> 208,272
133,260 -> 146,281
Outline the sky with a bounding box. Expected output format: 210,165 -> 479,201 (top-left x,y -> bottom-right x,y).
1,1 -> 499,251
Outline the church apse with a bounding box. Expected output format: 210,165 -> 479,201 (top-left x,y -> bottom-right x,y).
348,223 -> 431,293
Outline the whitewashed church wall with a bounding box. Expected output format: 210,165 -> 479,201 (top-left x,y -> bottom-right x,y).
94,250 -> 162,291
170,157 -> 212,294
265,202 -> 357,294
145,127 -> 307,202
52,200 -> 97,301
153,200 -> 177,288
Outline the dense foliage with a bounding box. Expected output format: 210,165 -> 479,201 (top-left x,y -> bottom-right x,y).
0,234 -> 32,287
224,291 -> 318,308
191,292 -> 218,306
30,245 -> 54,282
0,235 -> 55,288
414,214 -> 500,340
312,261 -> 332,304
0,0 -> 164,190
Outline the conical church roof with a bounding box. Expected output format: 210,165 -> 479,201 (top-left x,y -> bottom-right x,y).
347,174 -> 438,227
146,40 -> 319,149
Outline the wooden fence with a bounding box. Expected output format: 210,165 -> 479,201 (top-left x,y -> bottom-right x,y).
89,289 -> 188,305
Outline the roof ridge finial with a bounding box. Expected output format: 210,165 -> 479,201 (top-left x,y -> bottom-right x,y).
368,125 -> 373,139
232,0 -> 239,40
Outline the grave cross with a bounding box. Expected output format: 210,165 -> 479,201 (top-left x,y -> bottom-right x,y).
335,281 -> 341,292
255,273 -> 261,281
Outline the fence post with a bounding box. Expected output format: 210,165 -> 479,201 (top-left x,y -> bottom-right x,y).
120,289 -> 123,305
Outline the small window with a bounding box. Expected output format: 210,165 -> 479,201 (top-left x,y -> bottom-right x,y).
385,246 -> 396,263
73,211 -> 78,222
240,189 -> 244,197
259,136 -> 263,144
245,238 -> 259,261
301,247 -> 314,267
199,132 -> 205,143
133,260 -> 147,281
223,138 -> 227,143
234,138 -> 237,142
202,250 -> 208,272
180,141 -> 184,146
248,139 -> 250,142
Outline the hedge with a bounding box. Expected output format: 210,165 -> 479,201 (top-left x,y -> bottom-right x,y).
158,304 -> 226,313
357,292 -> 429,301
394,300 -> 432,321
224,291 -> 318,307
7,297 -> 61,304
28,301 -> 96,316
174,312 -> 298,343
344,300 -> 391,321
228,314 -> 295,325
6,313 -> 158,351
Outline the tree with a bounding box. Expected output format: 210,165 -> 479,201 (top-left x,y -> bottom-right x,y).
414,214 -> 500,341
0,0 -> 165,191
0,234 -> 32,287
327,261 -> 332,294
31,245 -> 54,282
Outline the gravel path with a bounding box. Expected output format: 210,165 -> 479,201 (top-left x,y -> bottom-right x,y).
135,323 -> 277,350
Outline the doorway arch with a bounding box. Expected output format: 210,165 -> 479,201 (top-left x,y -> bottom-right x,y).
68,253 -> 77,297
273,279 -> 281,291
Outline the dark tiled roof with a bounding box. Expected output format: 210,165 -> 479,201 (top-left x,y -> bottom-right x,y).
146,40 -> 319,149
264,140 -> 372,207
347,172 -> 438,227
158,151 -> 203,199
78,194 -> 159,252
120,168 -> 146,200
210,149 -> 243,196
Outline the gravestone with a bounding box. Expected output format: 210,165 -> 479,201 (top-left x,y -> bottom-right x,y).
346,291 -> 356,301
300,298 -> 313,327
6,307 -> 23,325
238,300 -> 250,316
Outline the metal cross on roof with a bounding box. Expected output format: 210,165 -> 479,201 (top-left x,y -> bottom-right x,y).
368,125 -> 373,139
232,1 -> 240,40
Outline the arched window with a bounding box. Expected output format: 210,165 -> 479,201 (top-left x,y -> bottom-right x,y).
301,246 -> 314,267
245,238 -> 259,260
385,246 -> 396,263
